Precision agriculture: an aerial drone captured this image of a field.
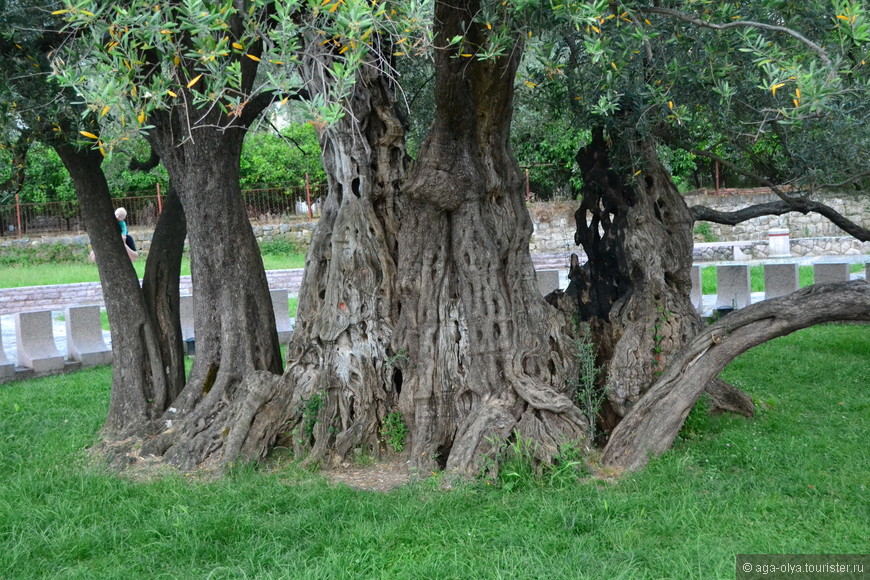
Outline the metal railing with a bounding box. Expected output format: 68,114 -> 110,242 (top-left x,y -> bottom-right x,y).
0,182 -> 327,237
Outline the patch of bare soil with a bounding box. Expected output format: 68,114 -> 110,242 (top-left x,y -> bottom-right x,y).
321,460 -> 414,492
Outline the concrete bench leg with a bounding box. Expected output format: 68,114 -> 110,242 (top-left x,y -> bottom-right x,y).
65,305 -> 112,366
764,263 -> 799,299
690,266 -> 702,313
0,317 -> 15,380
536,269 -> 560,296
716,265 -> 751,309
270,289 -> 295,343
179,295 -> 195,355
15,311 -> 65,373
814,263 -> 849,285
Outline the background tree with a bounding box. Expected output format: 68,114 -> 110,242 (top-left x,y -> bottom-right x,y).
0,0 -> 185,431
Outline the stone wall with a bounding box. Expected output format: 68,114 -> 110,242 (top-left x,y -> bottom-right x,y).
526,193 -> 870,258
2,190 -> 867,260
684,189 -> 870,240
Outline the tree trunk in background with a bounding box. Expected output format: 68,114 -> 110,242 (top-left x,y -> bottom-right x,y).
141,183 -> 187,405
54,142 -> 174,435
394,0 -> 587,475
567,128 -> 753,434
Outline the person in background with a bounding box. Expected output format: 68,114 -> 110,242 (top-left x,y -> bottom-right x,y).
90,207 -> 138,262
115,207 -> 139,261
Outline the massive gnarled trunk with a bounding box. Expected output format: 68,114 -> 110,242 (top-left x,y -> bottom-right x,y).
275,40 -> 406,464
392,0 -> 588,475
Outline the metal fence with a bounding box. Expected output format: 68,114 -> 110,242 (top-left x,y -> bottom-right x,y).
0,183 -> 327,237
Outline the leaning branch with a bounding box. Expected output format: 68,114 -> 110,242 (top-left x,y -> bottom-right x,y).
601,280 -> 870,472
688,149 -> 870,242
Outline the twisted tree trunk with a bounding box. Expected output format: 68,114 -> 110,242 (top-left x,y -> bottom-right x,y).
392,0 -> 588,475
568,128 -> 704,428
132,111 -> 283,469
54,143 -> 179,436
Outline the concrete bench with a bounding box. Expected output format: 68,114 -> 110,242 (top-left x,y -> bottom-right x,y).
65,305 -> 112,366
536,269 -> 561,296
814,262 -> 850,284
15,310 -> 65,373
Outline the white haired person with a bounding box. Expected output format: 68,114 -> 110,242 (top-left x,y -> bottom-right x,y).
115,207 -> 138,261
90,207 -> 138,262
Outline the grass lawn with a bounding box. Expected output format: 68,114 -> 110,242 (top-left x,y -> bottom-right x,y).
1,324 -> 867,579
0,240 -> 307,289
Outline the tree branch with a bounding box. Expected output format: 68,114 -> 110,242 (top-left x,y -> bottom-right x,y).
238,86 -> 310,130
0,131 -> 32,197
640,6 -> 833,69
128,145 -> 161,172
602,280 -> 870,472
688,149 -> 870,241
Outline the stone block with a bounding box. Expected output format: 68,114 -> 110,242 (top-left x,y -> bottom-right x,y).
65,305 -> 112,366
179,295 -> 195,341
0,318 -> 14,380
764,263 -> 799,299
690,265 -> 703,313
814,262 -> 849,285
15,310 -> 65,373
270,289 -> 295,343
716,265 -> 751,308
536,269 -> 560,296
768,228 -> 791,257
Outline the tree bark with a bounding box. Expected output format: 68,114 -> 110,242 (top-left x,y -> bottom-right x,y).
568,128 -> 703,422
54,142 -> 174,435
140,183 -> 187,407
272,39 -> 406,466
602,280 -> 870,472
135,110 -> 283,469
394,0 -> 588,475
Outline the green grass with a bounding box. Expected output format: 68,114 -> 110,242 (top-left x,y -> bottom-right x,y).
0,241 -> 306,289
1,325 -> 867,579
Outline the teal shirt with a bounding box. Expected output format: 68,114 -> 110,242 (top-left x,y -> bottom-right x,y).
118,220 -> 128,237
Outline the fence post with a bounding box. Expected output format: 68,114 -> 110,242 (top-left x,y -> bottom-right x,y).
305,172 -> 313,221
156,182 -> 163,214
15,193 -> 22,237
